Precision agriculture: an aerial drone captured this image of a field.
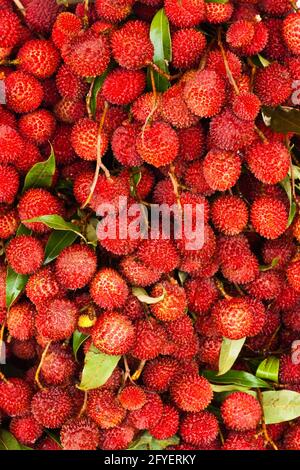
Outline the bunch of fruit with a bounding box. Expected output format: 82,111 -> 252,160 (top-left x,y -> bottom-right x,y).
1,0 -> 300,451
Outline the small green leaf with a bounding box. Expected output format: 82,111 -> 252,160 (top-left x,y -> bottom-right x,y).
24,215 -> 86,241
256,356 -> 279,383
73,330 -> 89,361
203,369 -> 272,389
259,257 -> 279,272
149,8 -> 171,92
19,444 -> 34,450
252,54 -> 271,68
178,270 -> 188,285
90,72 -> 109,117
16,224 -> 32,236
23,145 -> 56,192
211,384 -> 252,393
218,337 -> 246,376
130,167 -> 142,197
6,267 -> 28,309
85,218 -> 98,247
78,344 -> 121,391
261,390 -> 300,424
150,435 -> 180,450
44,230 -> 79,265
0,430 -> 21,450
132,287 -> 165,305
127,432 -> 179,450
280,175 -> 297,227
264,106 -> 300,135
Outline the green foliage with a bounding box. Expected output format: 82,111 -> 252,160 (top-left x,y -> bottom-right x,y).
23,146 -> 56,192
78,344 -> 121,390
218,337 -> 246,375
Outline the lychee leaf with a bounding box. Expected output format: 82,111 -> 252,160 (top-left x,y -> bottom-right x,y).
127,432 -> 179,450
211,384 -> 251,393
0,430 -> 21,450
149,8 -> 171,92
6,267 -> 28,309
259,257 -> 279,272
132,287 -> 165,304
263,106 -> 300,135
178,270 -> 188,285
251,54 -> 271,68
261,390 -> 300,424
256,356 -> 279,383
78,345 -> 121,391
218,337 -> 246,376
203,369 -> 272,389
23,215 -> 87,242
280,175 -> 297,227
44,230 -> 79,265
23,145 -> 56,193
72,330 -> 89,362
90,71 -> 109,118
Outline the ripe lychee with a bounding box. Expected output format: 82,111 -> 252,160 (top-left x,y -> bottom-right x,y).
26,266 -> 61,306
90,268 -> 129,309
130,318 -> 167,360
99,425 -> 135,451
205,1 -> 233,23
95,0 -> 134,22
185,277 -> 219,315
180,411 -> 219,447
142,357 -> 180,392
5,71 -> 44,114
0,206 -> 19,240
87,389 -> 126,429
226,20 -> 255,48
137,238 -> 180,273
170,373 -> 213,412
60,417 -> 100,450
118,385 -> 146,411
55,244 -> 97,290
212,297 -> 254,340
136,121 -> 179,167
6,235 -> 44,275
24,0 -> 60,34
54,97 -> 86,124
222,431 -> 264,450
149,404 -> 179,440
0,377 -> 32,417
164,0 -> 206,27
209,109 -> 256,152
232,92 -> 261,122
221,392 -> 262,431
102,68 -> 146,105
178,124 -> 205,161
131,92 -> 162,123
18,188 -> 63,233
111,123 -> 143,167
0,9 -> 22,48
10,414 -> 42,446
19,109 -> 56,145
18,39 -> 60,79
172,29 -> 206,70
283,424 -> 300,450
150,280 -> 187,322
250,196 -> 288,240
31,387 -> 73,428
203,149 -> 241,191
0,164 -> 19,204
40,344 -> 76,386
184,70 -> 226,118
283,12 -> 300,55
254,63 -> 292,107
7,301 -> 35,341
92,311 -> 135,355
71,118 -> 108,161
246,141 -> 290,185
51,12 -> 82,50
128,391 -> 163,430
35,298 -> 78,341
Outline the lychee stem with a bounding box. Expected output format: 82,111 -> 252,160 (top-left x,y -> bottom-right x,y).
234,283 -> 244,296
149,67 -> 157,103
217,29 -> 239,96
78,390 -> 88,417
0,371 -> 8,384
86,78 -> 95,120
122,355 -> 135,385
215,279 -> 232,300
83,0 -> 89,29
149,62 -> 182,82
0,59 -> 20,66
289,0 -> 299,12
82,101 -> 110,208
257,388 -> 278,451
131,359 -> 146,381
35,340 -> 52,390
13,0 -> 26,16
0,321 -> 6,343
254,125 -> 268,143
168,164 -> 182,210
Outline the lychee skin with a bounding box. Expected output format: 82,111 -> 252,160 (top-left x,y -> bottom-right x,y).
142,357 -> 180,392
71,118 -> 108,161
130,318 -> 167,361
31,387 -> 73,428
0,207 -> 19,240
91,311 -> 136,355
184,70 -> 226,118
0,125 -> 26,165
6,235 -> 44,275
170,373 -> 213,412
120,255 -> 161,287
99,426 -> 135,451
137,238 -> 180,273
40,344 -> 76,386
283,13 -> 300,55
221,392 -> 262,431
10,414 -> 43,446
226,20 -> 255,48
87,389 -> 126,429
95,0 -> 135,22
205,2 -> 233,24
18,188 -> 63,234
18,39 -> 60,79
185,277 -> 219,315
212,297 -> 254,340
111,123 -> 143,167
0,9 -> 22,48
172,29 -> 206,70
0,378 -> 32,417
165,0 -> 206,27
118,385 -> 146,411
60,417 -> 100,450
24,0 -> 60,34
180,411 -> 219,447
111,20 -> 153,70
287,260 -> 300,294
102,68 -> 146,106
211,195 -> 248,236
149,404 -> 179,440
136,121 -> 179,167
161,82 -> 199,129
222,431 -> 265,450
51,12 -> 82,50
55,244 -> 97,290
246,142 -> 290,185
5,71 -> 44,114
254,63 -> 292,107
203,149 -> 241,192
35,299 -> 78,342
150,281 -> 187,322
128,392 -> 163,430
209,109 -> 256,152
19,109 -> 56,145
232,92 -> 261,122
26,266 -> 61,306
90,268 -> 129,310
0,164 -> 19,204
55,65 -> 87,101
250,196 -> 288,240
7,301 -> 35,341
283,424 -> 300,450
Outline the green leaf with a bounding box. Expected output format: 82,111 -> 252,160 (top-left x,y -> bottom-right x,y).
259,257 -> 279,272
24,215 -> 86,241
132,287 -> 165,305
44,230 -> 79,265
251,54 -> 271,68
218,337 -> 246,376
211,384 -> 252,393
178,270 -> 188,285
23,145 -> 56,192
85,218 -> 98,247
16,224 -> 32,236
130,167 -> 142,197
280,175 -> 297,227
127,432 -> 179,450
203,369 -> 272,389
73,330 -> 89,361
6,266 -> 28,309
149,8 -> 171,92
256,356 -> 279,383
19,444 -> 34,450
261,390 -> 300,424
90,72 -> 109,117
264,106 -> 300,135
78,344 -> 121,391
0,430 -> 21,450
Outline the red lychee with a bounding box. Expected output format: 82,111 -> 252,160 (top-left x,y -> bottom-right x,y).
226,20 -> 255,48
111,123 -> 143,167
283,424 -> 300,450
55,244 -> 97,290
130,318 -> 167,360
7,301 -> 35,341
87,389 -> 126,429
102,68 -> 146,105
35,299 -> 78,341
212,297 -> 254,340
221,392 -> 262,431
26,266 -> 61,306
180,411 -> 219,447
170,373 -> 213,412
19,109 -> 56,145
185,277 -> 219,315
92,311 -> 135,355
203,149 -> 241,191
18,39 -> 60,79
24,0 -> 60,34
0,9 -> 22,48
254,63 -> 292,107
164,0 -> 206,27
5,71 -> 44,114
31,387 -> 73,428
118,385 -> 146,411
10,414 -> 42,446
60,417 -> 100,450
232,92 -> 261,122
246,141 -> 290,185
184,70 -> 225,118
209,109 -> 256,152
205,1 -> 233,23
40,344 -> 76,386
6,235 -> 44,275
0,164 -> 19,204
90,269 -> 129,309
71,118 -> 108,161
136,121 -> 179,167
172,28 -> 206,70
51,12 -> 82,50
150,280 -> 187,322
142,357 -> 180,392
222,431 -> 264,450
0,206 -> 19,240
99,425 -> 135,450
251,196 -> 288,240
18,188 -> 63,233
128,391 -> 163,430
149,404 -> 179,440
137,238 -> 180,273
283,12 -> 300,55
95,0 -> 134,22
178,124 -> 205,161
0,378 -> 32,417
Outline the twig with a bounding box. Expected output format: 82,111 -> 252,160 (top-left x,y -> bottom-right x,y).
168,163 -> 182,210
78,390 -> 88,417
215,279 -> 232,300
131,359 -> 146,381
148,62 -> 182,82
149,67 -> 157,103
234,283 -> 244,296
0,371 -> 8,383
82,102 -> 110,208
86,78 -> 95,120
247,58 -> 257,92
257,389 -> 278,450
35,341 -> 52,390
13,0 -> 26,16
0,321 -> 5,343
217,28 -> 239,95
83,0 -> 89,28
289,0 -> 299,11
254,125 -> 268,143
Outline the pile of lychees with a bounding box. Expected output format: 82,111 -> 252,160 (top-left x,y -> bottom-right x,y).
1,0 -> 300,452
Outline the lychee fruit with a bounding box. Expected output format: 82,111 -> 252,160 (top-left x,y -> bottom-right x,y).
180,411 -> 219,447
6,235 -> 44,275
90,268 -> 129,310
18,39 -> 60,79
203,149 -> 241,191
164,0 -> 206,27
118,385 -> 146,411
91,311 -> 135,355
51,12 -> 82,50
170,373 -> 213,412
87,389 -> 126,429
18,188 -> 63,233
221,392 -> 262,431
150,280 -> 187,322
7,301 -> 35,341
283,12 -> 300,55
136,121 -> 179,167
5,71 -> 44,114
60,417 -> 100,450
149,404 -> 179,440
254,63 -> 292,107
0,377 -> 32,417
172,29 -> 206,70
102,68 -> 146,105
250,196 -> 288,239
31,387 -> 73,428
10,414 -> 43,446
0,164 -> 19,204
35,298 -> 78,341
184,70 -> 225,118
71,118 -> 108,161
55,244 -> 97,290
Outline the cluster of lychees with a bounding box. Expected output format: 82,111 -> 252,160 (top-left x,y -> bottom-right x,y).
1,0 -> 300,452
